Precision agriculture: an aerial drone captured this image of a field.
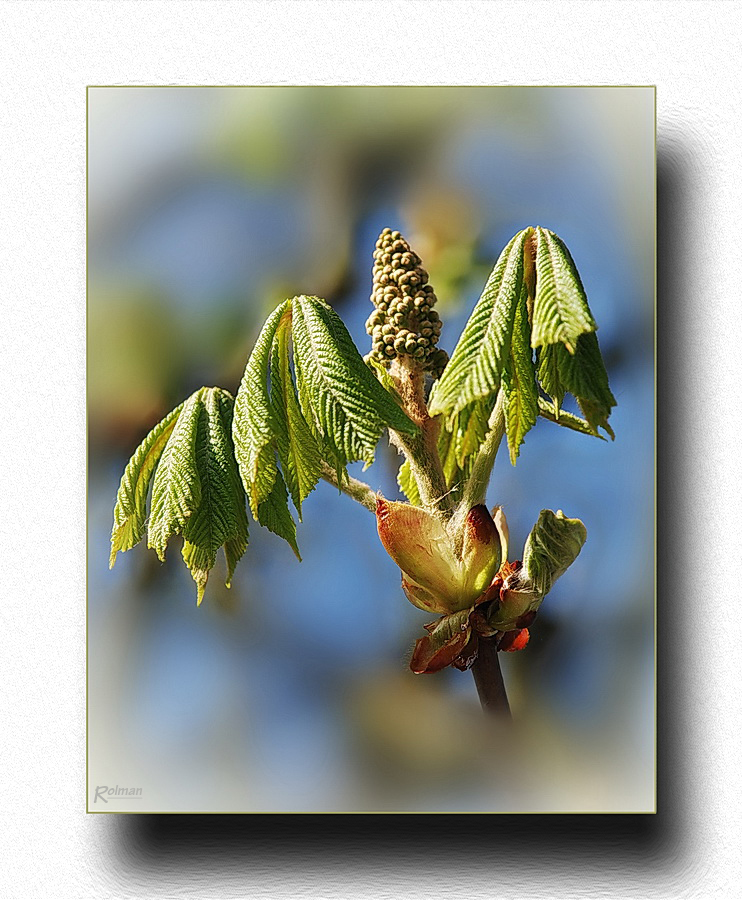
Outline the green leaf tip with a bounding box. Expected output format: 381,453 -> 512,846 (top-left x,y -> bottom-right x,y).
397,457 -> 421,506
536,397 -> 608,440
110,400 -> 185,568
536,332 -> 616,438
256,467 -> 301,560
111,385 -> 249,605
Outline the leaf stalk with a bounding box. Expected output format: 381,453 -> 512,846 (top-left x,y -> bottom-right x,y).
320,462 -> 377,513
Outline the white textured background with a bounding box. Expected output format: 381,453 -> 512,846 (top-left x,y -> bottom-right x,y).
1,1 -> 739,897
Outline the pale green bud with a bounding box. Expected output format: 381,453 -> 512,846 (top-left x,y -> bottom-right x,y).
523,509 -> 587,597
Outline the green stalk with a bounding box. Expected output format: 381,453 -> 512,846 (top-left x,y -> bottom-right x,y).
450,391 -> 506,539
320,463 -> 377,512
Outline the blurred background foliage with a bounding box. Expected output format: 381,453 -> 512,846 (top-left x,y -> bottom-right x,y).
88,86 -> 654,812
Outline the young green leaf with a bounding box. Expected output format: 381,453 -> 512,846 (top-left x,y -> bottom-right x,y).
256,467 -> 301,560
180,388 -> 250,604
503,282 -> 539,464
537,397 -> 606,438
536,343 -> 565,416
218,390 -> 252,587
530,227 -> 596,352
427,228 -> 532,419
148,390 -> 204,561
111,386 -> 250,603
397,458 -> 421,506
453,394 -> 497,468
270,310 -> 322,518
233,300 -> 290,515
535,332 -> 615,437
291,295 -> 418,467
365,353 -> 403,404
436,419 -> 475,496
522,509 -> 587,597
555,331 -> 616,437
110,400 -> 185,567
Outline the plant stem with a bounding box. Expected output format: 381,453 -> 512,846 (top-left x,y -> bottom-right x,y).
387,356 -> 453,518
471,636 -> 511,718
320,463 -> 377,513
453,391 -> 506,528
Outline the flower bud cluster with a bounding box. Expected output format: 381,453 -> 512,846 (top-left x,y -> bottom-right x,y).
366,228 -> 448,377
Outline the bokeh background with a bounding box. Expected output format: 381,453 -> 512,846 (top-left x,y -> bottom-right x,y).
87,86 -> 654,813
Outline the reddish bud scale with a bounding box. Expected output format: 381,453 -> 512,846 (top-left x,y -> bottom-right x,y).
478,575 -> 503,607
515,610 -> 537,629
466,504 -> 498,545
451,632 -> 479,671
499,628 -> 530,652
469,609 -> 498,637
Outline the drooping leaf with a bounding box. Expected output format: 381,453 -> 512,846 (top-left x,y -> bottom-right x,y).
424,395 -> 496,503
527,228 -> 615,436
141,387 -> 249,604
503,281 -> 539,465
425,396 -> 494,499
256,466 -> 300,560
536,343 -> 565,416
180,388 -> 250,604
110,400 -> 184,567
537,397 -> 606,439
148,390 -> 204,561
291,295 -> 417,467
530,226 -> 596,351
554,331 -> 616,437
208,388 -> 250,590
270,309 -> 322,518
535,332 -> 616,437
233,300 -> 289,515
428,228 -> 532,419
397,458 -> 421,506
430,226 -> 614,462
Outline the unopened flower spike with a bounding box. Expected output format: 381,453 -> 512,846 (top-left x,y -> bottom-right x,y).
366,228 -> 449,378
